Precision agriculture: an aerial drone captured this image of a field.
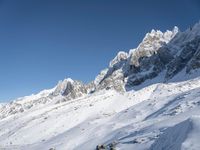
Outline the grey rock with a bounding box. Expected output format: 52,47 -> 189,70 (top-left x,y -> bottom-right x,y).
166,36 -> 200,79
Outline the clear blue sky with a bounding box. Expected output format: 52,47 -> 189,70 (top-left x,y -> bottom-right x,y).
0,0 -> 200,102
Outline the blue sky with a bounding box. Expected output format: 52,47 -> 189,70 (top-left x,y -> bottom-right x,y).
0,0 -> 200,102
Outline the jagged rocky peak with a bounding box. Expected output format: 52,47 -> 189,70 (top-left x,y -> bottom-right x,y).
109,51 -> 128,67
53,78 -> 74,95
94,68 -> 109,86
94,51 -> 128,92
94,26 -> 180,91
169,22 -> 200,53
52,78 -> 87,99
129,26 -> 179,66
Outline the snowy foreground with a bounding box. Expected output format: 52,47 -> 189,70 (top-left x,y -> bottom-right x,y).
1,76 -> 200,150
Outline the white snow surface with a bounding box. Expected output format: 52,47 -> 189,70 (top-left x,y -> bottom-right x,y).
1,76 -> 200,150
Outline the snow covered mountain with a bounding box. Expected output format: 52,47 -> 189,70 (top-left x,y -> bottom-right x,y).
95,22 -> 200,92
1,21 -> 200,150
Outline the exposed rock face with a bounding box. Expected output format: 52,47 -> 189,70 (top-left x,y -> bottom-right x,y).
125,52 -> 166,88
94,69 -> 109,86
52,78 -> 87,100
109,51 -> 128,68
97,69 -> 125,92
166,36 -> 200,79
186,38 -> 200,73
129,27 -> 178,67
85,81 -> 95,93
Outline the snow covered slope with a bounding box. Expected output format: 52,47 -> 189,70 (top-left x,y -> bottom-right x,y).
1,77 -> 200,150
1,21 -> 200,150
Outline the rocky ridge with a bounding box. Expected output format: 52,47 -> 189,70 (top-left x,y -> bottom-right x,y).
1,21 -> 200,119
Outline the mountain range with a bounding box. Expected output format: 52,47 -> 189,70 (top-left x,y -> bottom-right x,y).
1,21 -> 200,150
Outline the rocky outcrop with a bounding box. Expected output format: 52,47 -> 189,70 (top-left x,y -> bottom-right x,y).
166,36 -> 200,79
52,78 -> 87,100
186,38 -> 200,73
